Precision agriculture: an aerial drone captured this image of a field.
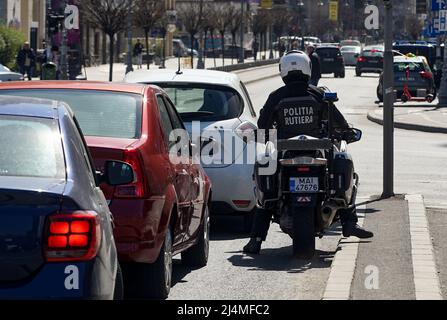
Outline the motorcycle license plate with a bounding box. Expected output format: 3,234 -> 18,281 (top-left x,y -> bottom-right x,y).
289,177 -> 319,193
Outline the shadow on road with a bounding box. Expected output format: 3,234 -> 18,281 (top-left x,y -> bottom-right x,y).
226,248 -> 336,273
210,215 -> 250,241
171,259 -> 194,288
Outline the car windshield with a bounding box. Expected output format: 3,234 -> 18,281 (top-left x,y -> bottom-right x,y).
340,40 -> 360,47
157,84 -> 243,122
317,48 -> 341,57
0,90 -> 142,139
363,50 -> 383,57
0,64 -> 10,72
394,62 -> 424,72
0,115 -> 65,179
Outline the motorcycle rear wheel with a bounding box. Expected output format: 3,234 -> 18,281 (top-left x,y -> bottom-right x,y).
292,207 -> 316,259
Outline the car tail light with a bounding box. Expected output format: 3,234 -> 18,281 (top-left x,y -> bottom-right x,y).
419,71 -> 433,80
45,211 -> 101,262
235,121 -> 257,143
232,200 -> 251,208
297,167 -> 311,172
114,148 -> 146,198
357,56 -> 365,63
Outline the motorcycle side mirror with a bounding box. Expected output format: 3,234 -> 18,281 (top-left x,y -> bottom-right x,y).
351,128 -> 362,143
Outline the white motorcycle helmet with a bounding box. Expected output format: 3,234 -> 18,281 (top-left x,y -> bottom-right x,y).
279,50 -> 312,83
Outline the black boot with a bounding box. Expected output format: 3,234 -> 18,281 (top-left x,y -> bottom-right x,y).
342,221 -> 374,239
243,238 -> 262,254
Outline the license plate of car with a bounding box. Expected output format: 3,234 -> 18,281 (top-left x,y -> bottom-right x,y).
369,60 -> 378,63
324,58 -> 334,62
399,77 -> 415,81
289,177 -> 319,193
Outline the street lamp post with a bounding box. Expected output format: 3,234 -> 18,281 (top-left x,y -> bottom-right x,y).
60,0 -> 69,80
126,2 -> 134,74
382,0 -> 394,198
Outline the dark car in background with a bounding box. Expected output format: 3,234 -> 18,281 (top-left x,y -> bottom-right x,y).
0,95 -> 132,299
376,55 -> 436,102
0,82 -> 212,300
355,49 -> 384,76
315,46 -> 345,78
393,42 -> 441,89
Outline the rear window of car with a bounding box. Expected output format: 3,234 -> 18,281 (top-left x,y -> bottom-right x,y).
316,48 -> 341,57
154,84 -> 243,122
0,90 -> 142,139
340,46 -> 358,52
362,50 -> 383,57
0,115 -> 65,179
394,62 -> 424,72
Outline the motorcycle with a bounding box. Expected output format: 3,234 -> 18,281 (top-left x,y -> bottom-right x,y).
254,90 -> 362,258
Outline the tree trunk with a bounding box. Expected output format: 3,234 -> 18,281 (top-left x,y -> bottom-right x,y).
190,33 -> 194,68
231,32 -> 236,65
211,30 -> 216,67
220,31 -> 225,67
145,29 -> 150,70
203,29 -> 208,69
109,34 -> 114,82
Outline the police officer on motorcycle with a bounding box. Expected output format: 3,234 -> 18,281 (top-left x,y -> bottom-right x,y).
243,50 -> 373,255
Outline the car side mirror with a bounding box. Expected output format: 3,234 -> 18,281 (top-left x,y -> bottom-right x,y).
101,160 -> 134,185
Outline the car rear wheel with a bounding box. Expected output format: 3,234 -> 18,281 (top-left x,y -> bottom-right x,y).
356,70 -> 362,77
124,228 -> 173,299
377,85 -> 383,102
113,263 -> 124,300
181,205 -> 210,268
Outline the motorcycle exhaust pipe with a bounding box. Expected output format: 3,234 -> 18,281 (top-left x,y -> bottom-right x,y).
321,204 -> 339,227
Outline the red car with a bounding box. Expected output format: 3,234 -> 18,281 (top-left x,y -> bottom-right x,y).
0,81 -> 212,299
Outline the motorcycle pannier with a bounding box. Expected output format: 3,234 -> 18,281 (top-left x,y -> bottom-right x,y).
332,153 -> 354,202
254,161 -> 279,206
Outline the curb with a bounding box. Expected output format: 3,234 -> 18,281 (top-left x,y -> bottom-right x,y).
322,197 -> 369,300
208,58 -> 280,73
405,194 -> 443,300
367,111 -> 447,134
244,73 -> 279,85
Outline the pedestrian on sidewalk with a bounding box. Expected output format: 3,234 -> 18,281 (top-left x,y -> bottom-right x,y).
253,38 -> 259,62
306,44 -> 321,86
16,42 -> 36,81
133,39 -> 144,69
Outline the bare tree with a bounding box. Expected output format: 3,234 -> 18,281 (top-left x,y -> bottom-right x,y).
215,4 -> 234,66
252,9 -> 270,60
229,7 -> 242,65
83,0 -> 133,81
179,0 -> 204,68
202,3 -> 218,68
134,0 -> 164,69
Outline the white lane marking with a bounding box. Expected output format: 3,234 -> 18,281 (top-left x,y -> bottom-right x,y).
406,194 -> 443,300
322,198 -> 368,300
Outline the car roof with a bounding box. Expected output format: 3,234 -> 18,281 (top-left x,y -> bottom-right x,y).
394,55 -> 425,63
0,95 -> 62,119
125,68 -> 242,89
0,80 -> 151,94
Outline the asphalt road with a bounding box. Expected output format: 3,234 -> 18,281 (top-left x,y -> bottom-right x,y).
168,66 -> 447,300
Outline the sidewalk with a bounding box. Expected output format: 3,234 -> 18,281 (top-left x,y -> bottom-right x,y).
367,104 -> 447,134
323,195 -> 444,300
83,52 -> 278,82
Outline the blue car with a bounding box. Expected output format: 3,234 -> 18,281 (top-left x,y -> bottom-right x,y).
0,96 -> 133,299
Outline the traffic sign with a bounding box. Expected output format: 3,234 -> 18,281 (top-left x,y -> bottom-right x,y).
439,10 -> 447,31
432,0 -> 446,11
260,0 -> 273,9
